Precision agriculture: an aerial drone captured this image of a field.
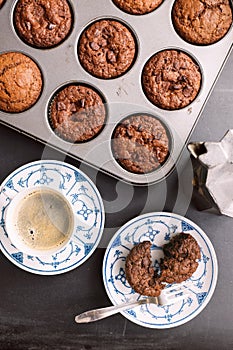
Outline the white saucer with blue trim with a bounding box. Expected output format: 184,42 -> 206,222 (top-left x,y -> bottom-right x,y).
103,212 -> 218,328
0,160 -> 105,275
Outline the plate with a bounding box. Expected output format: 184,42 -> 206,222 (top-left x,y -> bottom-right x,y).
103,212 -> 218,328
0,160 -> 105,275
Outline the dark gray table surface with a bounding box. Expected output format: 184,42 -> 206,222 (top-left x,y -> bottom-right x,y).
0,51 -> 233,350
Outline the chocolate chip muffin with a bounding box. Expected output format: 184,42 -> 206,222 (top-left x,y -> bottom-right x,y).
49,84 -> 106,143
112,0 -> 164,15
142,50 -> 202,110
172,0 -> 233,45
125,241 -> 164,297
0,52 -> 43,113
159,233 -> 201,284
125,233 -> 201,297
78,19 -> 136,79
0,0 -> 5,8
112,114 -> 170,174
13,0 -> 73,49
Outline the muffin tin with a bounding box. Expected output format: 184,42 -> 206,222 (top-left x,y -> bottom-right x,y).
0,0 -> 232,185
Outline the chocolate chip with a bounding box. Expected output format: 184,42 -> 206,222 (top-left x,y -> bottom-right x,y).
172,84 -> 182,90
99,39 -> 107,47
180,61 -> 188,69
183,86 -> 193,97
155,131 -> 162,140
156,74 -> 161,83
126,129 -> 133,138
25,21 -> 31,30
57,102 -> 66,111
107,50 -> 117,63
93,28 -> 101,37
179,75 -> 188,82
173,60 -> 180,70
48,23 -> 56,30
138,125 -> 144,132
70,103 -> 77,112
79,99 -> 85,108
102,28 -> 110,38
90,41 -> 100,51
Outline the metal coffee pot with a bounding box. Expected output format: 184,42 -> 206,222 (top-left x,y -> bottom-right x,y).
187,130 -> 233,218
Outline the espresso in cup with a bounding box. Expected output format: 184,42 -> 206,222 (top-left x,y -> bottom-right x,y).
6,187 -> 74,255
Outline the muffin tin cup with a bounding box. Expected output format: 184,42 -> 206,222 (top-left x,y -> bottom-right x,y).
77,16 -> 139,79
0,49 -> 44,114
141,47 -> 204,111
47,81 -> 108,143
171,0 -> 233,46
12,0 -> 75,50
0,0 -> 232,186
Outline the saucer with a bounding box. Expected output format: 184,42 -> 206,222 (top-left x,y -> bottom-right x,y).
0,160 -> 105,275
103,212 -> 218,328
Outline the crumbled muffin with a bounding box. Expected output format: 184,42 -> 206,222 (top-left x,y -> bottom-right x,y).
14,0 -> 73,48
78,19 -> 136,79
125,233 -> 201,296
0,52 -> 43,113
125,241 -> 164,297
172,0 -> 233,45
112,114 -> 170,174
49,84 -> 106,143
142,49 -> 202,110
160,233 -> 201,284
112,0 -> 164,15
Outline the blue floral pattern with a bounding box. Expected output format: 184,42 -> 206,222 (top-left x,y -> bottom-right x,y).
103,212 -> 218,329
0,160 -> 105,275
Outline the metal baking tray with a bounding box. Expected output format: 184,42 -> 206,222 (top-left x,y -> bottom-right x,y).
0,0 -> 232,185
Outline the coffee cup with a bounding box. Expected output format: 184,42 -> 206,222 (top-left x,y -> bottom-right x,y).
5,186 -> 74,256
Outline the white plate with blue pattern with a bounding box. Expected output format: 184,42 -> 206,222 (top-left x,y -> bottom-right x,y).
103,212 -> 218,328
0,160 -> 105,275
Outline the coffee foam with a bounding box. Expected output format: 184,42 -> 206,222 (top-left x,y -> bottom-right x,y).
15,189 -> 73,251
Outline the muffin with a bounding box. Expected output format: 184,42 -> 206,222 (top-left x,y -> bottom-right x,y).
159,233 -> 201,284
125,241 -> 164,297
125,233 -> 201,297
172,0 -> 233,45
142,50 -> 202,110
112,0 -> 164,15
112,114 -> 170,174
13,0 -> 73,49
78,19 -> 136,79
0,52 -> 43,113
0,0 -> 5,8
49,84 -> 106,143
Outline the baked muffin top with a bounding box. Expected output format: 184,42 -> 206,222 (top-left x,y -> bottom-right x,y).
112,114 -> 170,174
14,0 -> 72,48
78,19 -> 136,79
0,52 -> 42,113
142,50 -> 202,110
172,0 -> 233,45
112,0 -> 164,15
0,0 -> 5,8
49,84 -> 106,143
